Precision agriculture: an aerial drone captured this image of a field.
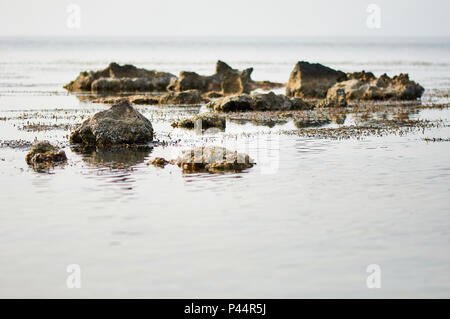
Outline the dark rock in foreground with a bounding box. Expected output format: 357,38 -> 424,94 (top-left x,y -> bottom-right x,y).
327,72 -> 425,100
171,112 -> 226,130
206,92 -> 313,112
26,141 -> 67,168
64,62 -> 176,92
286,61 -> 346,98
70,100 -> 153,147
174,146 -> 254,173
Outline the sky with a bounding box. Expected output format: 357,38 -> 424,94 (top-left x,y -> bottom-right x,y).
0,0 -> 449,37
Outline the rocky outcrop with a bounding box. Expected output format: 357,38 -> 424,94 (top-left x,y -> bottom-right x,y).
171,112 -> 226,130
26,141 -> 67,168
206,92 -> 313,112
167,60 -> 254,94
286,61 -> 346,98
70,100 -> 153,147
64,62 -> 176,92
174,146 -> 254,173
326,72 -> 425,101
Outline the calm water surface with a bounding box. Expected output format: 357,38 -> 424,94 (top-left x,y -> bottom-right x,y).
0,37 -> 449,298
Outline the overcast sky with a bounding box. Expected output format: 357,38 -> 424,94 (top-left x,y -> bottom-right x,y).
0,0 -> 449,37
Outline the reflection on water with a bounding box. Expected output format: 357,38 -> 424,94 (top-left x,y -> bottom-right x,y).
74,145 -> 153,169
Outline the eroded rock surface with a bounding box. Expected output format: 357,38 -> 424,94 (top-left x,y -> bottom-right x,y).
286,61 -> 346,98
64,62 -> 176,92
206,92 -> 313,112
70,100 -> 153,146
174,146 -> 254,173
25,141 -> 67,168
167,61 -> 253,94
316,88 -> 348,108
326,72 -> 425,100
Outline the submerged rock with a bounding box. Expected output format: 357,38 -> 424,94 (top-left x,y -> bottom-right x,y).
171,112 -> 226,130
206,92 -> 313,112
25,141 -> 67,168
70,100 -> 153,147
174,146 -> 254,173
167,60 -> 254,94
286,61 -> 346,98
92,90 -> 204,106
294,116 -> 331,128
326,72 -> 425,100
148,157 -> 170,167
64,62 -> 176,92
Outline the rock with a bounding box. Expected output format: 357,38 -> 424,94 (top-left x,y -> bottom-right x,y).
25,141 -> 67,168
148,157 -> 170,167
174,146 -> 254,173
70,100 -> 153,147
92,96 -> 128,104
91,91 -> 203,106
158,90 -> 204,105
286,61 -> 346,98
171,112 -> 226,130
206,92 -> 313,112
326,72 -> 424,100
130,95 -> 160,105
317,88 -> 348,108
64,62 -> 176,92
168,60 -> 254,95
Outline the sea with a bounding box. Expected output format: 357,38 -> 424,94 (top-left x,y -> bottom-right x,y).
0,36 -> 449,298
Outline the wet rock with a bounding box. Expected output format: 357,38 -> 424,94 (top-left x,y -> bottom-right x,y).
70,100 -> 153,147
171,112 -> 226,130
317,88 -> 348,108
25,141 -> 67,167
64,62 -> 176,92
148,157 -> 170,167
174,146 -> 254,173
168,60 -> 254,94
206,92 -> 312,112
130,95 -> 160,105
158,90 -> 204,105
327,72 -> 425,100
286,61 -> 346,98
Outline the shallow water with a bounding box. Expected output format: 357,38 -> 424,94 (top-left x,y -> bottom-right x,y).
0,37 -> 449,298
